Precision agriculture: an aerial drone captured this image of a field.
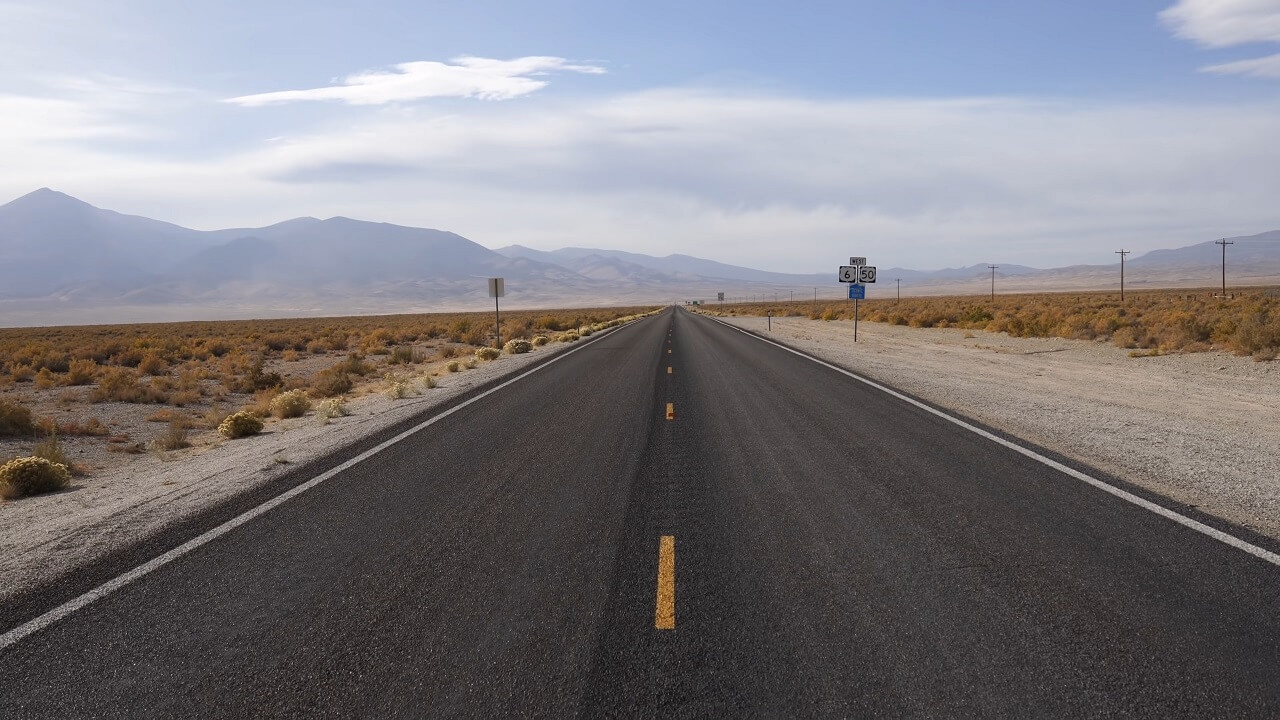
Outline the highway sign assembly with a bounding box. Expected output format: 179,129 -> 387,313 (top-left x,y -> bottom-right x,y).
848,284 -> 866,300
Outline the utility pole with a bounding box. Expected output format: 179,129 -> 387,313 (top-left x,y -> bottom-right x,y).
790,290 -> 794,302
1115,249 -> 1130,301
987,265 -> 999,301
1215,238 -> 1233,298
895,278 -> 901,304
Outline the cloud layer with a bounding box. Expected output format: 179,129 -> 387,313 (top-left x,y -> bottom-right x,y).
6,79 -> 1278,273
1161,0 -> 1280,78
226,56 -> 606,106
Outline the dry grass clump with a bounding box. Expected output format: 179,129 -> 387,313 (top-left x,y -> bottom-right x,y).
503,339 -> 533,354
532,335 -> 550,347
218,411 -> 263,439
155,418 -> 191,451
475,347 -> 501,361
445,360 -> 461,373
317,398 -> 350,419
557,331 -> 580,343
383,373 -> 414,399
0,398 -> 35,436
270,389 -> 312,418
0,456 -> 70,499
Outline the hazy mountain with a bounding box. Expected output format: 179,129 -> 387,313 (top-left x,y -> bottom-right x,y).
1,188 -> 1277,326
497,244 -> 830,284
0,188 -> 216,297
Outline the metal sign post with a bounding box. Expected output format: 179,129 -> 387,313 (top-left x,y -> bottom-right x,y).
840,256 -> 873,343
488,277 -> 505,348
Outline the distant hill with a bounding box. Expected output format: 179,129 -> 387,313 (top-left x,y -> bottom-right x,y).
0,188 -> 1277,326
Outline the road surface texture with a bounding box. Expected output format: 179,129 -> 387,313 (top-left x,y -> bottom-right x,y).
3,307 -> 1278,717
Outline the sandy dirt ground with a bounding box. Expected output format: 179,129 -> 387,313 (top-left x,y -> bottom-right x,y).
711,313 -> 1280,542
0,332 -> 609,602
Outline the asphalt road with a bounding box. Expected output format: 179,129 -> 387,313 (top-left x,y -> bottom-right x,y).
3,307 -> 1278,717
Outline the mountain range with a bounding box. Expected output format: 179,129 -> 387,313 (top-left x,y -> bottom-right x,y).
1,188 -> 1277,326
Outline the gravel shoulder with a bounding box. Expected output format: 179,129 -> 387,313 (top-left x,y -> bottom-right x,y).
714,314 -> 1280,541
0,332 -> 613,603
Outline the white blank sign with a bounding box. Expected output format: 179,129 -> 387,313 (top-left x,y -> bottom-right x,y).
488,277 -> 505,297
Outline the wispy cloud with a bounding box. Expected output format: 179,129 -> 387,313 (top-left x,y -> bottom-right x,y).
1161,0 -> 1280,77
226,56 -> 606,107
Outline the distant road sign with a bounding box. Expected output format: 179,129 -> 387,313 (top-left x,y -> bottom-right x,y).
488,277 -> 505,297
839,266 -> 857,283
717,292 -> 725,301
859,266 -> 877,283
848,284 -> 866,300
849,257 -> 867,266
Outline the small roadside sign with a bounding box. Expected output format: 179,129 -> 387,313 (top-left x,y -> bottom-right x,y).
849,257 -> 867,266
859,266 -> 877,283
848,284 -> 866,300
488,277 -> 505,297
717,292 -> 725,301
839,266 -> 857,283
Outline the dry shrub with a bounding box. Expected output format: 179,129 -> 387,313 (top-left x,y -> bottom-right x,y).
504,339 -> 533,354
317,398 -> 350,419
389,346 -> 424,364
0,456 -> 70,499
218,411 -> 263,439
446,360 -> 461,373
270,389 -> 312,418
10,365 -> 35,383
439,345 -> 458,359
310,367 -> 354,397
282,349 -> 301,362
65,359 -> 98,386
34,368 -> 58,389
532,335 -> 550,347
57,418 -> 109,436
0,398 -> 35,436
138,352 -> 167,376
169,390 -> 203,407
475,347 -> 500,361
383,373 -> 413,399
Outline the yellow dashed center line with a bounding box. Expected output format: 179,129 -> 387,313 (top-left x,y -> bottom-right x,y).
667,366 -> 672,374
655,535 -> 676,630
666,403 -> 675,420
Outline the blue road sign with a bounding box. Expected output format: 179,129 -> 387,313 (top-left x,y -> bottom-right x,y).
848,284 -> 866,300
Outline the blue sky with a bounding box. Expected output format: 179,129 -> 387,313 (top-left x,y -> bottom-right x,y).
2,0 -> 1278,272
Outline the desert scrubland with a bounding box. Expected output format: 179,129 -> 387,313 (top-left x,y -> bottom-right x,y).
707,289 -> 1280,541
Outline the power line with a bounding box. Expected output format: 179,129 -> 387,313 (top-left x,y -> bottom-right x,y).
987,265 -> 999,300
1215,238 -> 1233,298
1115,249 -> 1130,301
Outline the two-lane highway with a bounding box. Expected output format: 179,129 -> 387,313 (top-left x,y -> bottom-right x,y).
3,307 -> 1278,717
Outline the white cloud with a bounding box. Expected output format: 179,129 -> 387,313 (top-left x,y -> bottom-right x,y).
1202,51 -> 1280,76
1160,0 -> 1280,47
1161,0 -> 1280,77
225,56 -> 606,107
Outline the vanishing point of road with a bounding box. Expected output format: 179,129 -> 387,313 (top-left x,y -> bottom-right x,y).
2,307 -> 1278,717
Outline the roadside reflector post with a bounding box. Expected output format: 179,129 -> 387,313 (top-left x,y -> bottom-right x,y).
767,310 -> 772,332
488,278 -> 505,349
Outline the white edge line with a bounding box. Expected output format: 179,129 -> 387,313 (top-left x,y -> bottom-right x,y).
0,317 -> 651,651
701,312 -> 1280,569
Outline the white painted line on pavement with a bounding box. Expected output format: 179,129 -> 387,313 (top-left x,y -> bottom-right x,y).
704,313 -> 1280,569
0,318 -> 649,651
